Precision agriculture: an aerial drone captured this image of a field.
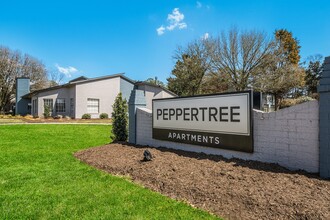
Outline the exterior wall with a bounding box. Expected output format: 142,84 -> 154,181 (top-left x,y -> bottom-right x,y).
15,78 -> 30,115
33,86 -> 74,117
136,100 -> 319,173
75,77 -> 120,118
120,78 -> 134,102
136,84 -> 174,110
128,89 -> 146,144
319,56 -> 330,178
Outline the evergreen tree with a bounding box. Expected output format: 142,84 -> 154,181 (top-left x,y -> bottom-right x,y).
305,55 -> 323,95
111,93 -> 128,141
254,29 -> 305,109
43,104 -> 51,119
167,54 -> 207,96
275,29 -> 301,65
145,77 -> 166,87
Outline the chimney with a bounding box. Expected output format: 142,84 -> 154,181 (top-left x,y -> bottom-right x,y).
15,77 -> 30,115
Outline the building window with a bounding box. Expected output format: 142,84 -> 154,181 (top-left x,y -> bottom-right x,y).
56,99 -> 66,113
87,98 -> 99,114
32,99 -> 38,115
43,99 -> 53,113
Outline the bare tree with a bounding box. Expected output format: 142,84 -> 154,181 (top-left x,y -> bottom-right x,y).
200,71 -> 229,94
206,28 -> 275,91
0,46 -> 47,112
48,69 -> 65,87
167,28 -> 305,109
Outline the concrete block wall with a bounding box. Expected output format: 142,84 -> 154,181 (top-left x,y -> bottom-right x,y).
136,100 -> 319,173
128,89 -> 146,144
319,56 -> 330,178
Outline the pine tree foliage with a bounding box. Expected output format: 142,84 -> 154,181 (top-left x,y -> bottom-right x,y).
167,54 -> 207,96
305,55 -> 323,95
167,39 -> 210,96
145,77 -> 166,87
111,93 -> 128,141
275,29 -> 301,65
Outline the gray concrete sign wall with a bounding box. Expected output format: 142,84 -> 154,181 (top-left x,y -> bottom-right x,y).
136,100 -> 319,173
318,56 -> 330,178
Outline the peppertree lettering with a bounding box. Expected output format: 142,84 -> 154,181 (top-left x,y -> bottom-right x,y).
156,106 -> 240,122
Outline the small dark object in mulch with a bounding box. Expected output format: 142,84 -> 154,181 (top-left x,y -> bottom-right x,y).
143,150 -> 152,161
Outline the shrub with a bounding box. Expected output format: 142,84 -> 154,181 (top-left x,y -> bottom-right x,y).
280,96 -> 314,109
111,93 -> 128,141
43,105 -> 51,119
99,113 -> 109,119
82,113 -> 91,119
53,115 -> 63,119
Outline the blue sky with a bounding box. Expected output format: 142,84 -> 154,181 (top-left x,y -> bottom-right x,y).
1,0 -> 329,83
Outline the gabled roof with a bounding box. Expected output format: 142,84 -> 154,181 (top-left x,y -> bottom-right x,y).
135,81 -> 177,97
69,76 -> 88,83
23,73 -> 133,98
22,84 -> 71,98
22,73 -> 177,98
69,73 -> 135,85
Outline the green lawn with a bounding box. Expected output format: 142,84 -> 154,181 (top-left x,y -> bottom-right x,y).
0,124 -> 219,219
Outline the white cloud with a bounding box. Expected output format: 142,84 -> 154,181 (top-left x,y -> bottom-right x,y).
156,8 -> 187,36
156,25 -> 165,35
202,32 -> 209,40
167,8 -> 184,23
196,1 -> 202,8
178,22 -> 187,29
166,8 -> 187,31
55,64 -> 78,78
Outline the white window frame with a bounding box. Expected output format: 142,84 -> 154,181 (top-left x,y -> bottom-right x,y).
87,98 -> 99,114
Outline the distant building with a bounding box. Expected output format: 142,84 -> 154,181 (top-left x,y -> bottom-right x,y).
16,73 -> 175,118
253,91 -> 276,112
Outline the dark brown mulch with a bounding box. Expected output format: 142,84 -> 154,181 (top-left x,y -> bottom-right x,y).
74,143 -> 330,220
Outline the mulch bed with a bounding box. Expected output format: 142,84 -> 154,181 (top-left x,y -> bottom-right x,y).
74,143 -> 330,220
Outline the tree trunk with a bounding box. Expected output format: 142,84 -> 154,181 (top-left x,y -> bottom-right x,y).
275,94 -> 282,111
